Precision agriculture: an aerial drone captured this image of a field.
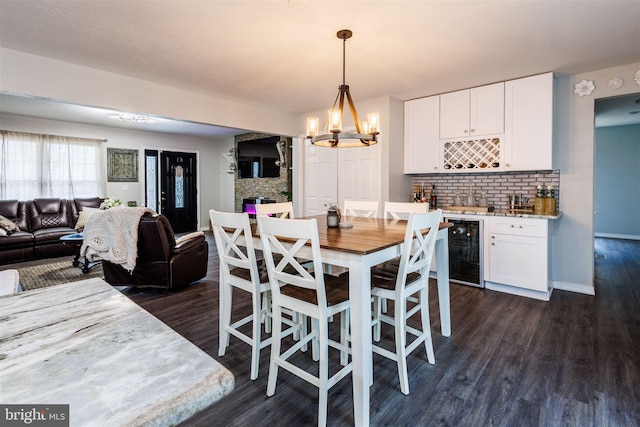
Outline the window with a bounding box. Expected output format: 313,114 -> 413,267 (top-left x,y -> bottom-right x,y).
144,149 -> 158,212
0,131 -> 103,200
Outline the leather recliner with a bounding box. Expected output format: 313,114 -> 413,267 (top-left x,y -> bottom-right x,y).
102,213 -> 208,289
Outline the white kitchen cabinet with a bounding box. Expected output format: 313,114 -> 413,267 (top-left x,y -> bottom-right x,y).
440,82 -> 505,139
404,95 -> 440,173
486,216 -> 549,293
504,72 -> 554,171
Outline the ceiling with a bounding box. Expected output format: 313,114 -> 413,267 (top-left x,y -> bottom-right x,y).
1,0 -> 639,136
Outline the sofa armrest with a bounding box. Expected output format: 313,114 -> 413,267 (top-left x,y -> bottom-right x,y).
173,233 -> 205,254
175,231 -> 204,245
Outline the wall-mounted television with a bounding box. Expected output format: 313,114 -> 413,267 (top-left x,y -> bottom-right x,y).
237,136 -> 281,179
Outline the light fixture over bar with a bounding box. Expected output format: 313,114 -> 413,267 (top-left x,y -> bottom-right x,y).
306,29 -> 379,148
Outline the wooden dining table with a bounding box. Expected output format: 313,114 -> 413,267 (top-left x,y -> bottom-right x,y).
251,214 -> 452,426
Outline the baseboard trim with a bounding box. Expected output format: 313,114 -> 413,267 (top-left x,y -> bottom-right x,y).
595,232 -> 640,241
484,281 -> 552,301
552,281 -> 595,296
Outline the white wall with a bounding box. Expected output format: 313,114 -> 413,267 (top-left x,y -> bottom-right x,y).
552,61 -> 640,295
0,113 -> 235,230
594,124 -> 640,239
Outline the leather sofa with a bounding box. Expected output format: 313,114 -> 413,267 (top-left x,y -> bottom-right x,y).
0,197 -> 102,265
102,213 -> 208,290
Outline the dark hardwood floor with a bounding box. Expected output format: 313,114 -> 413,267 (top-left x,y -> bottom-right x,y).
121,235 -> 639,426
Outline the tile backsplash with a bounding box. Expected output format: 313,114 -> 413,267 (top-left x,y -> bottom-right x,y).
411,169 -> 560,210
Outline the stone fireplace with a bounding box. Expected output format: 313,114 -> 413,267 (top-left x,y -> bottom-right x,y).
233,132 -> 292,213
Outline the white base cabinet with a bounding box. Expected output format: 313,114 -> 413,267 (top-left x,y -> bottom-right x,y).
486,216 -> 550,295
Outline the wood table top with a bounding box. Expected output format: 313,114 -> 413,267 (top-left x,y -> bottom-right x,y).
253,215 -> 452,256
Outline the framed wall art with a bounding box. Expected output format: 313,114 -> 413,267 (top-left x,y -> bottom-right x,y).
107,148 -> 139,182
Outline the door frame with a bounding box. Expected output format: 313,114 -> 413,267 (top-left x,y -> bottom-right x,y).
141,146 -> 201,230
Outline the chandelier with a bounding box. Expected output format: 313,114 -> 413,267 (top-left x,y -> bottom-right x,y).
306,30 -> 380,148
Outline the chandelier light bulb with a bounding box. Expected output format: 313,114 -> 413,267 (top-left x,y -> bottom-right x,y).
307,117 -> 319,137
328,109 -> 342,133
367,112 -> 380,134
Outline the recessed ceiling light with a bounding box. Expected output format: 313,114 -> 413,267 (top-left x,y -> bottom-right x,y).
107,113 -> 157,123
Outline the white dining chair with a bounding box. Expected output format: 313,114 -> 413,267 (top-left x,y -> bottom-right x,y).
376,202 -> 431,312
343,200 -> 379,218
210,209 -> 299,380
256,201 -> 294,218
257,215 -> 352,427
383,201 -> 429,219
371,210 -> 442,395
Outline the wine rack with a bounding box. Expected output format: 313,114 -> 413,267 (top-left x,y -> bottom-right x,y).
442,137 -> 502,172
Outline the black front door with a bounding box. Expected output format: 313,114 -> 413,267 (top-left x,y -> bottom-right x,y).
160,151 -> 197,233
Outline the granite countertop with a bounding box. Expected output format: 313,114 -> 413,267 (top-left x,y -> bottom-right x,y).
439,207 -> 562,220
0,278 -> 235,426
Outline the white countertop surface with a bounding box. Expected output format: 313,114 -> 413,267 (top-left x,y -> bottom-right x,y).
440,208 -> 562,220
0,278 -> 234,426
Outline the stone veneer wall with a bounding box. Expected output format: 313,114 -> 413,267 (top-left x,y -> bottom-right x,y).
411,169 -> 561,211
234,133 -> 292,213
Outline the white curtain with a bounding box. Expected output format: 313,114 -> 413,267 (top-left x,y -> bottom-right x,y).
0,131 -> 104,200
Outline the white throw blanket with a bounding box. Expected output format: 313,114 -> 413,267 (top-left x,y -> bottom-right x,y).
80,207 -> 154,272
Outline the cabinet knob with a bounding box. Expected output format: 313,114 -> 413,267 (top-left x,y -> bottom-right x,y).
510,224 -> 515,228
519,225 -> 523,228
434,166 -> 438,170
464,129 -> 469,133
506,163 -> 511,168
491,243 -> 495,246
470,129 -> 475,132
491,235 -> 495,239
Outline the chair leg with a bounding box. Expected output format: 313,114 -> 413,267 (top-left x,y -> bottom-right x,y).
420,287 -> 435,364
373,296 -> 382,342
263,292 -> 272,334
250,291 -> 262,380
219,283 -> 232,356
395,297 -> 410,395
317,317 -> 330,427
266,305 -> 282,397
340,309 -> 349,366
312,317 -> 320,362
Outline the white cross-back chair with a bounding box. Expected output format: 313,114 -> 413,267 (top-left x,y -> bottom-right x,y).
256,201 -> 294,218
257,215 -> 352,427
210,209 -> 299,380
371,210 -> 442,395
383,201 -> 428,219
343,200 -> 379,218
377,202 -> 430,312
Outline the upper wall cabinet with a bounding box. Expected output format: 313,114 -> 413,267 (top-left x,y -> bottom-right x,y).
439,82 -> 505,139
404,95 -> 440,174
503,72 -> 554,171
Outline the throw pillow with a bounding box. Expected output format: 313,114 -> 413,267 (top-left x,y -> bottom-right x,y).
75,207 -> 100,230
0,215 -> 19,234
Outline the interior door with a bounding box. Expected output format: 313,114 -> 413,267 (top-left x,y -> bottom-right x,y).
160,151 -> 197,233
